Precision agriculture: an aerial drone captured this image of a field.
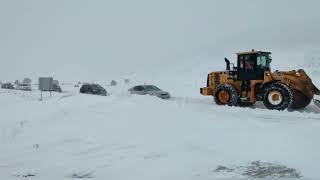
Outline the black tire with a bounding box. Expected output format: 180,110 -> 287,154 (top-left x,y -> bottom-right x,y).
263,82 -> 294,110
214,84 -> 238,106
291,90 -> 313,110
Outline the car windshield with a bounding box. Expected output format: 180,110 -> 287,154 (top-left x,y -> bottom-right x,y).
145,85 -> 161,91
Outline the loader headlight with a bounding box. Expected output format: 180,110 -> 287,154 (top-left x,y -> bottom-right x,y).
295,72 -> 301,77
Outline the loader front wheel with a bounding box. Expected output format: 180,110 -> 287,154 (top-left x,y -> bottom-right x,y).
263,82 -> 294,110
214,84 -> 238,106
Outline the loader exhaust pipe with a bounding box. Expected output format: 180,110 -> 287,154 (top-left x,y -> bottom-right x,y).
225,58 -> 230,71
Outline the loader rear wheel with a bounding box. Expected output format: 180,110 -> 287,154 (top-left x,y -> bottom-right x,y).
214,84 -> 238,106
291,91 -> 313,109
263,82 -> 294,111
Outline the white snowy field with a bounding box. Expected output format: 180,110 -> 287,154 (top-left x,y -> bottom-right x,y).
2,1 -> 320,179
0,76 -> 320,179
0,50 -> 320,179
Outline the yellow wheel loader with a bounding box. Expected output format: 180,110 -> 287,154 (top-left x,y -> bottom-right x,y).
200,50 -> 320,110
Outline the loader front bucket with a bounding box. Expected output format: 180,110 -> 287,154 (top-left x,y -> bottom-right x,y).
312,82 -> 320,108
314,99 -> 320,108
312,83 -> 320,95
292,69 -> 320,97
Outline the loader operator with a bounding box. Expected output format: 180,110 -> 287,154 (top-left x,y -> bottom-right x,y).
242,58 -> 254,99
244,59 -> 253,70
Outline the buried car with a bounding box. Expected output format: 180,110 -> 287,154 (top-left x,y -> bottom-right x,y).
80,83 -> 107,96
1,83 -> 15,89
19,83 -> 32,91
52,83 -> 62,93
128,85 -> 171,99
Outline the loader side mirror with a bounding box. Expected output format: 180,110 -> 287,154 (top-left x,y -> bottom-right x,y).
225,58 -> 230,71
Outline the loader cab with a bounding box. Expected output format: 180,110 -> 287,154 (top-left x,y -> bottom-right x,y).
237,50 -> 272,81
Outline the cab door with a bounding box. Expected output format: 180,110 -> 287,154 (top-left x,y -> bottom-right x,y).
237,54 -> 257,81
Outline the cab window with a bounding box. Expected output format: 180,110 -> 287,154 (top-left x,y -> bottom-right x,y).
239,56 -> 244,68
257,56 -> 267,66
257,54 -> 270,69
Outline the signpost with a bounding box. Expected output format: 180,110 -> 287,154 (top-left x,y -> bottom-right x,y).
38,77 -> 53,101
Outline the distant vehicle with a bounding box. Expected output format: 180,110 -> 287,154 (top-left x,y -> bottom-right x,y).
52,83 -> 62,93
1,83 -> 15,89
124,79 -> 130,84
19,83 -> 32,91
128,85 -> 171,99
74,84 -> 79,87
14,80 -> 20,86
22,78 -> 32,84
110,80 -> 117,86
80,84 -> 107,96
14,80 -> 20,89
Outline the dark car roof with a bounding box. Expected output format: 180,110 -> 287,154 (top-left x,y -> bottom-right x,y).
91,84 -> 102,87
132,85 -> 159,87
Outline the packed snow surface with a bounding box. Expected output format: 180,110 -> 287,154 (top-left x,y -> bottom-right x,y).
1,53 -> 320,179
0,79 -> 320,179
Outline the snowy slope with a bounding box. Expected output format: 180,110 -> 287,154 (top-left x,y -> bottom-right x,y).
1,58 -> 320,179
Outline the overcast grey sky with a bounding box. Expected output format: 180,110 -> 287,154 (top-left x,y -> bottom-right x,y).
1,0 -> 320,81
